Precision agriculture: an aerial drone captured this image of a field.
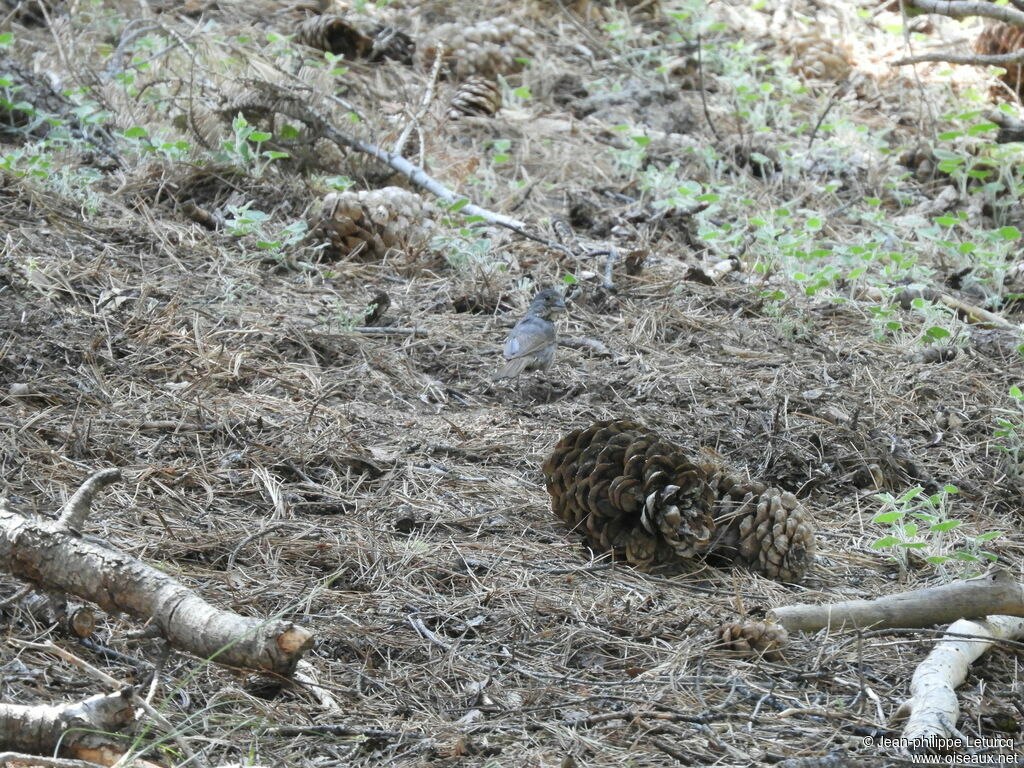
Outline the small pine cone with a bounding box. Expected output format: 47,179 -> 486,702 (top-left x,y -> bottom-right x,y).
421,17 -> 537,79
543,420 -> 716,568
706,469 -> 815,583
716,620 -> 789,661
788,31 -> 851,81
310,186 -> 435,260
294,14 -> 373,58
975,22 -> 1024,96
447,77 -> 502,118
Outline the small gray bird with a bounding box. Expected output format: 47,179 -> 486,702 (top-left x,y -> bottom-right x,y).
493,289 -> 567,380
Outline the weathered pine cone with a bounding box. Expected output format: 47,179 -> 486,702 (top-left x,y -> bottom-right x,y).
447,77 -> 502,118
705,469 -> 815,583
544,420 -> 815,581
543,420 -> 716,569
715,620 -> 789,661
420,17 -> 536,79
294,15 -> 373,58
788,30 -> 851,81
310,186 -> 435,260
975,22 -> 1024,96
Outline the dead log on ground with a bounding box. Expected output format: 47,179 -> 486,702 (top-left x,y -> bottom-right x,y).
768,569 -> 1024,633
893,615 -> 1024,752
0,691 -> 151,766
0,469 -> 313,675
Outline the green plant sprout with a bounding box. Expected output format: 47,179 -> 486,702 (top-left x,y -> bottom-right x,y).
225,203 -> 308,262
871,484 -> 1000,580
218,114 -> 289,178
993,385 -> 1024,479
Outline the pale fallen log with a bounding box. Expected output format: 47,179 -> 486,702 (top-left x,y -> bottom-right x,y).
0,691 -> 152,766
892,615 -> 1024,752
768,569 -> 1024,633
858,286 -> 1018,330
0,470 -> 313,675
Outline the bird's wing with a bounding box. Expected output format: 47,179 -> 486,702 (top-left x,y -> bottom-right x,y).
503,317 -> 554,360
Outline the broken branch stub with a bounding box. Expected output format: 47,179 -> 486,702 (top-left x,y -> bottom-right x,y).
0,475 -> 313,675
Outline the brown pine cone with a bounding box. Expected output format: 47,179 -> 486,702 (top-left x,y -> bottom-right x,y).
705,469 -> 815,583
542,420 -> 716,568
544,421 -> 816,581
447,76 -> 502,119
294,15 -> 373,58
975,22 -> 1024,96
715,620 -> 789,661
309,186 -> 436,260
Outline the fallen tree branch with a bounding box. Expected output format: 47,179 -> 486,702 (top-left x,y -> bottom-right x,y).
768,568 -> 1024,633
893,615 -> 1024,752
893,47 -> 1024,67
906,0 -> 1024,26
0,691 -> 148,767
0,471 -> 313,675
227,79 -> 574,256
858,286 -> 1018,330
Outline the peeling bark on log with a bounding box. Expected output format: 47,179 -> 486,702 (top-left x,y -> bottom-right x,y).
0,473 -> 313,675
768,569 -> 1024,633
0,691 -> 139,764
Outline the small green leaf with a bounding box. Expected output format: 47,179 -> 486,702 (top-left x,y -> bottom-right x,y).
123,126 -> 148,138
0,32 -> 13,46
871,536 -> 900,548
930,520 -> 962,532
925,555 -> 951,564
998,225 -> 1021,241
925,326 -> 951,340
873,511 -> 903,524
249,131 -> 272,142
562,273 -> 578,285
448,198 -> 470,212
901,541 -> 928,549
937,130 -> 963,140
632,135 -> 650,148
513,86 -> 532,99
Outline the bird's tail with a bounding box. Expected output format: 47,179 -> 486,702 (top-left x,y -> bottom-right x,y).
492,357 -> 529,380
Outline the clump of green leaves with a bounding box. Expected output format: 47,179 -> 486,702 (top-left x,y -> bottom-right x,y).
217,114 -> 290,178
224,202 -> 307,262
871,484 -> 1000,580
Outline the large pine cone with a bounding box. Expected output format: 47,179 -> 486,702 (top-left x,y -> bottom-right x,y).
543,420 -> 716,568
420,17 -> 536,79
544,421 -> 816,581
309,186 -> 436,260
705,469 -> 815,583
975,22 -> 1024,97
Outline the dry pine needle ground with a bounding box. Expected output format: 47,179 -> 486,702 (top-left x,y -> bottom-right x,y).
0,0 -> 1023,765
